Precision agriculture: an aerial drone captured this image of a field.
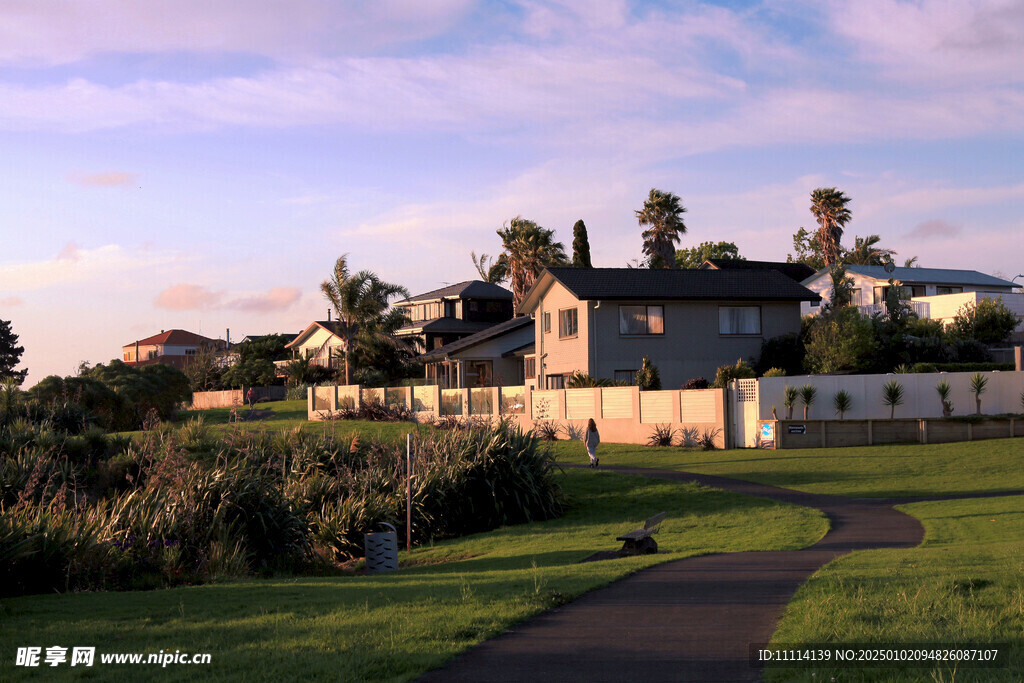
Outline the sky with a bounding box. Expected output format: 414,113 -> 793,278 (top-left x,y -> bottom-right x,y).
1,0 -> 1023,387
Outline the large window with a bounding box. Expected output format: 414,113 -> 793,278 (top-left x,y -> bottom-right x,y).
614,369 -> 637,384
546,374 -> 565,389
543,312 -> 551,333
936,286 -> 962,295
524,357 -> 536,379
618,305 -> 664,335
719,306 -> 761,335
559,307 -> 578,338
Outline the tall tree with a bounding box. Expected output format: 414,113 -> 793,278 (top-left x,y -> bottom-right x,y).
636,188 -> 687,268
786,227 -> 827,271
495,217 -> 568,311
675,241 -> 744,269
809,187 -> 852,267
844,234 -> 896,266
321,254 -> 410,385
571,219 -> 593,268
0,319 -> 26,386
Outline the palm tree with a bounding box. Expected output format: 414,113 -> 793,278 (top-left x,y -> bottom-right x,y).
470,251 -> 505,284
636,188 -> 687,268
495,217 -> 568,311
809,187 -> 852,267
844,234 -> 895,266
320,254 -> 410,386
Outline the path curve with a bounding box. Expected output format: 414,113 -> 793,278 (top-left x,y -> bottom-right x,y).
420,466 -> 1024,682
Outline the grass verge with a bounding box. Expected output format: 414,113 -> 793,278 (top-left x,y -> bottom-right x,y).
548,438 -> 1024,498
0,468 -> 826,681
764,494 -> 1024,681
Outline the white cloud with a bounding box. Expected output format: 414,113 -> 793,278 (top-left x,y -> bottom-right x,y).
68,171 -> 138,187
0,244 -> 181,292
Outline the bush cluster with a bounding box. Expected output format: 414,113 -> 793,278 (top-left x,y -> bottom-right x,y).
1,417 -> 563,597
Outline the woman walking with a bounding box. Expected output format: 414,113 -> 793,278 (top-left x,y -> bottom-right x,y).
584,418 -> 600,468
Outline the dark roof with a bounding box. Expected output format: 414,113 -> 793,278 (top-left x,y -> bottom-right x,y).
420,317 -> 533,361
395,280 -> 512,305
523,268 -> 820,311
123,329 -> 220,348
396,318 -> 496,336
700,259 -> 816,282
240,333 -> 299,344
840,266 -> 1016,288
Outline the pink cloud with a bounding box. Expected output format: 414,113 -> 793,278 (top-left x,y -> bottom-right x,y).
228,287 -> 302,312
0,296 -> 24,307
154,284 -> 224,310
906,219 -> 961,238
68,171 -> 137,187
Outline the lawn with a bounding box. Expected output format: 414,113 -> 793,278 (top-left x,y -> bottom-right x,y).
0,467 -> 827,681
175,399 -> 424,442
548,437 -> 1024,498
764,494 -> 1024,682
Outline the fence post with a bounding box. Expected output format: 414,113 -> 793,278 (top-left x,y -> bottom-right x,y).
921,419 -> 928,444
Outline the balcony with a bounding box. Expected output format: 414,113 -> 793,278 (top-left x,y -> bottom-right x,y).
857,301 -> 930,318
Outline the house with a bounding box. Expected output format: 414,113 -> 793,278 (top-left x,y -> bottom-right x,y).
282,321 -> 344,371
418,316 -> 535,388
699,258 -> 816,283
517,267 -> 820,389
392,280 -> 514,353
800,265 -> 1019,319
121,329 -> 225,369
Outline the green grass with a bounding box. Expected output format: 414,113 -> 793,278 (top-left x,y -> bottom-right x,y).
549,438 -> 1024,498
175,400 -> 423,442
764,494 -> 1024,681
0,468 -> 827,681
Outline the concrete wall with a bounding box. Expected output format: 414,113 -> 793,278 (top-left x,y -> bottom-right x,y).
309,383 -> 727,447
757,371 -> 1024,421
759,417 -> 1024,449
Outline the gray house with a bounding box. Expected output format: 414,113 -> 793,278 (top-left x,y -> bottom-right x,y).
518,268 -> 820,389
418,316 -> 534,388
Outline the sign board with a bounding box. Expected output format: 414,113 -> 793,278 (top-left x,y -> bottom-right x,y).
787,424 -> 807,435
760,423 -> 774,440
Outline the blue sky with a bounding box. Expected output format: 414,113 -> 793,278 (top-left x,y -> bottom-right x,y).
1,0 -> 1023,386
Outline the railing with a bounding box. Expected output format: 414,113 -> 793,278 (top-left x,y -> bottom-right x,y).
857,301 -> 930,318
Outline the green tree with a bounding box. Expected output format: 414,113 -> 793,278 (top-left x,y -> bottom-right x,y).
803,307 -> 876,374
844,234 -> 896,266
571,219 -> 593,268
470,251 -> 505,284
825,263 -> 855,311
83,360 -> 191,426
675,241 -> 744,269
321,254 -> 410,385
809,187 -> 852,267
947,297 -> 1020,344
636,356 -> 661,391
636,188 -> 687,269
786,227 -> 827,271
0,319 -> 26,386
182,343 -> 225,392
495,217 -> 568,311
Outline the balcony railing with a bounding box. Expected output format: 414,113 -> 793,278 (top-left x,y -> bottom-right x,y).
857,301 -> 930,318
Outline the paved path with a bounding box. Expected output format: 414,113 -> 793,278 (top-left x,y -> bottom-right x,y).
420,466 -> 1024,682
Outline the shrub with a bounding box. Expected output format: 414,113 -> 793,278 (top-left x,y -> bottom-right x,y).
783,386 -> 799,419
799,385 -> 817,419
936,380 -> 954,417
832,390 -> 852,419
647,424 -> 678,447
565,371 -> 619,388
969,373 -> 989,415
713,358 -> 756,388
803,307 -> 876,374
755,334 -> 804,376
636,356 -> 661,391
681,377 -> 709,390
698,427 -> 722,451
533,421 -> 562,442
762,367 -> 787,378
882,379 -> 905,419
948,297 -> 1019,344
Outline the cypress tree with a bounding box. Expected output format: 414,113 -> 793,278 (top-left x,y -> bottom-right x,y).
571,219 -> 592,268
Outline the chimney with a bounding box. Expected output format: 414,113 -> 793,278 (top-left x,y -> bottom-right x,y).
226,328 -> 231,348
328,309 -> 332,322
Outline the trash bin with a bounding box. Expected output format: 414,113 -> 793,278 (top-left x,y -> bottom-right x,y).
364,523 -> 398,574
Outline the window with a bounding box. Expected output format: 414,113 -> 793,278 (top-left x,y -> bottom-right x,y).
468,301 -> 479,313
810,299 -> 820,308
546,374 -> 565,389
937,286 -> 962,295
618,305 -> 664,335
486,301 -> 504,313
185,348 -> 196,356
614,369 -> 637,385
543,312 -> 551,333
719,306 -> 761,335
850,288 -> 861,305
524,357 -> 537,379
559,307 -> 578,338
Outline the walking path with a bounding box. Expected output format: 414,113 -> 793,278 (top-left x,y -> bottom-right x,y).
421,466 -> 1024,682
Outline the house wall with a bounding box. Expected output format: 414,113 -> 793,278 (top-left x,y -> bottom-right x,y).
536,280 -> 591,386
534,287 -> 802,388
293,327 -> 342,356
912,291 -> 1024,333
448,322 -> 534,387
